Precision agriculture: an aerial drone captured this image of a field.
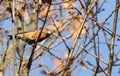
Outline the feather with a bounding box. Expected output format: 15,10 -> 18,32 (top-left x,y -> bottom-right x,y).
8,29 -> 52,44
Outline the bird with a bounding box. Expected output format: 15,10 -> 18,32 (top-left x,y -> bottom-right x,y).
8,28 -> 52,44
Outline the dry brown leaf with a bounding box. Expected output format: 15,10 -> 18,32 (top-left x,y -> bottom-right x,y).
71,26 -> 89,39
54,59 -> 64,70
46,20 -> 63,32
39,6 -> 54,18
70,15 -> 89,39
62,0 -> 75,12
18,0 -> 24,2
22,4 -> 29,20
46,24 -> 56,31
54,20 -> 64,32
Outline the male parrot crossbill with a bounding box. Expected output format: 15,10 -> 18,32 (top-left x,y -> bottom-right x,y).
8,28 -> 52,44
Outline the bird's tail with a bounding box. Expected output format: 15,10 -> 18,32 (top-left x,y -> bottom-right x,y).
8,35 -> 22,40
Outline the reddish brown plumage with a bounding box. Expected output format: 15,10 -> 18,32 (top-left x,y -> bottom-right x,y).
9,29 -> 52,44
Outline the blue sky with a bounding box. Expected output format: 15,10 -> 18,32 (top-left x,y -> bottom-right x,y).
1,0 -> 120,76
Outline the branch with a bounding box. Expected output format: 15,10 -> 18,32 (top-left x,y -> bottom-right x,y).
108,0 -> 119,76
